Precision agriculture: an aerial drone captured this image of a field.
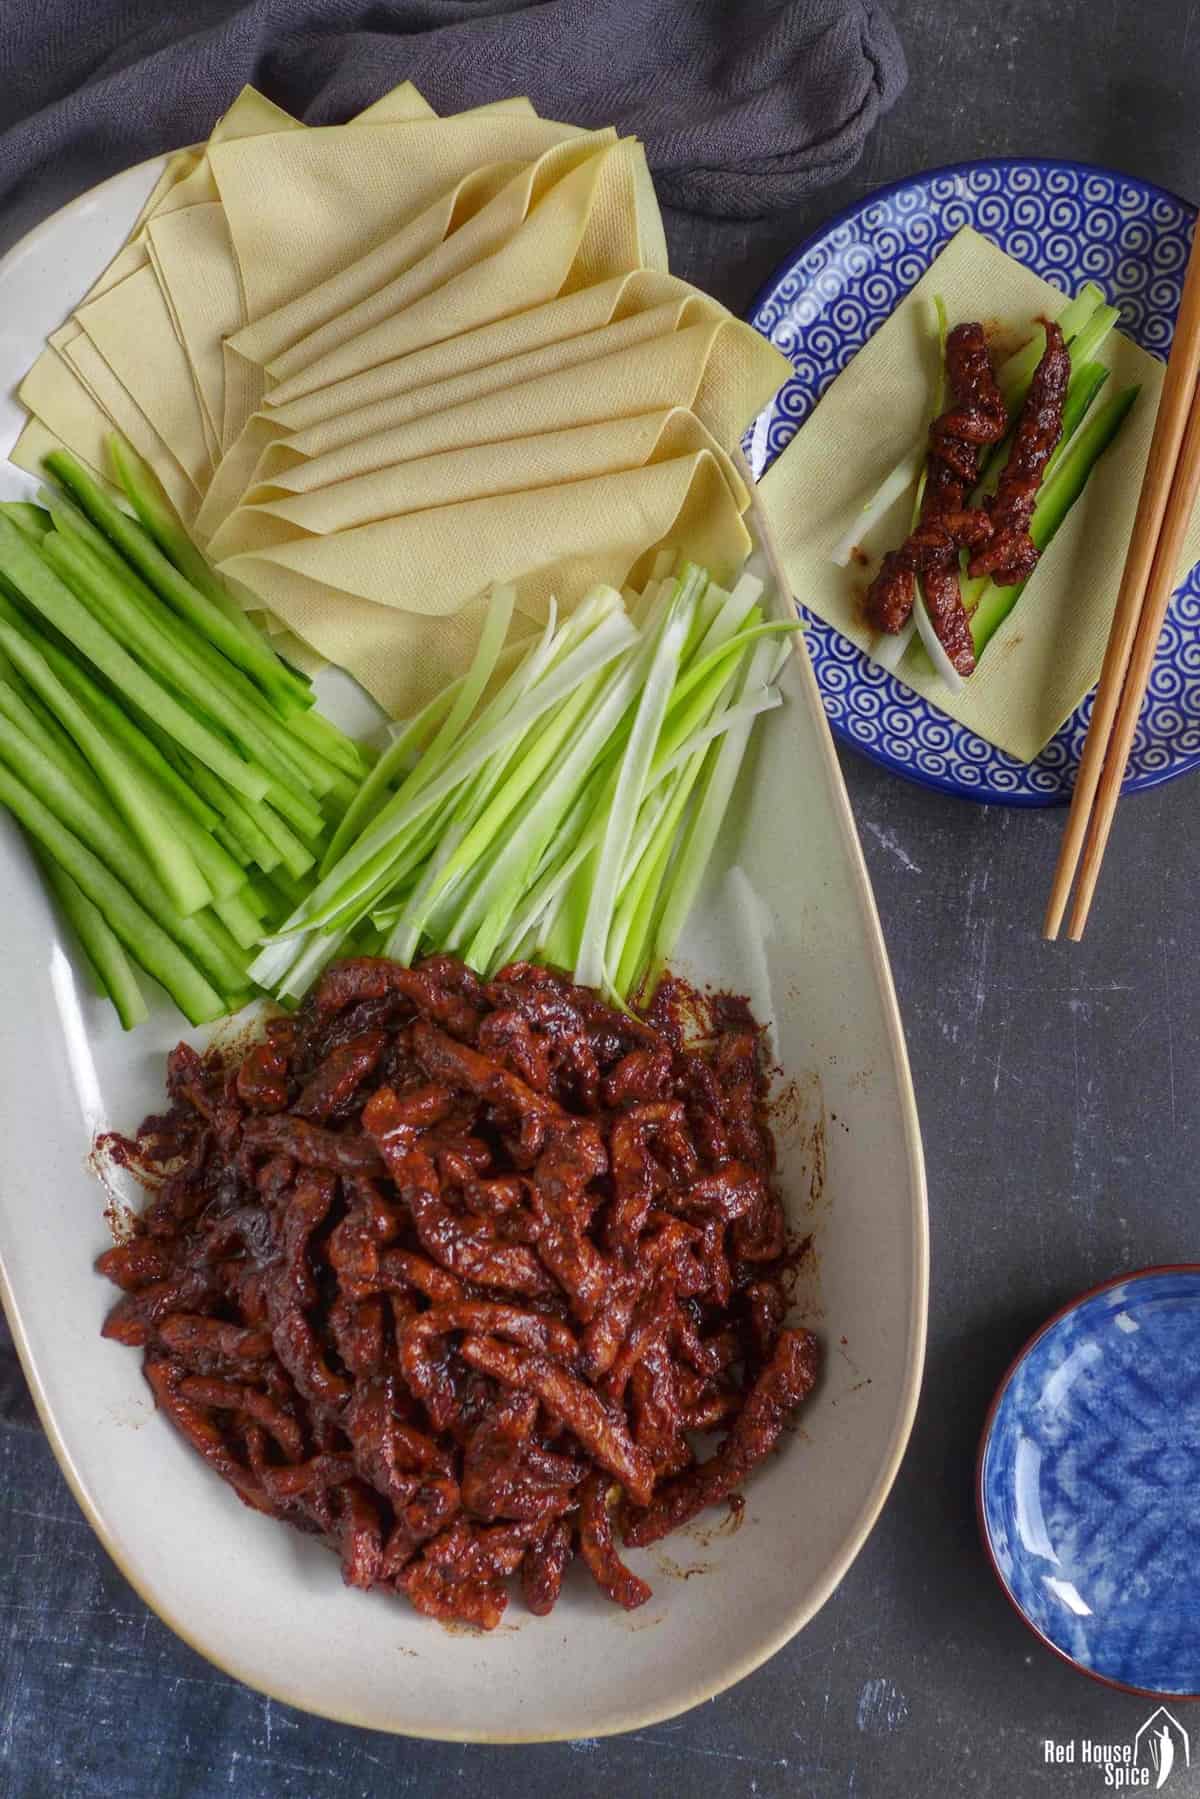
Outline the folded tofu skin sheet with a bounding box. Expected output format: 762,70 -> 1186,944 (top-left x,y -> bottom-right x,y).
14,83 -> 786,716
758,226 -> 1200,764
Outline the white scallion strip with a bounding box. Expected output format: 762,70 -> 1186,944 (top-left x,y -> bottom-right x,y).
575,567 -> 703,992
453,653 -> 653,971
412,584 -> 515,780
651,635 -> 778,974
247,552 -> 788,1006
247,598 -> 635,989
910,588 -> 966,694
830,445 -> 925,568
865,294 -> 948,679
869,614 -> 917,671
652,686 -> 782,782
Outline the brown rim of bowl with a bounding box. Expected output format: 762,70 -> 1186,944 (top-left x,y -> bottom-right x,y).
975,1261 -> 1200,1702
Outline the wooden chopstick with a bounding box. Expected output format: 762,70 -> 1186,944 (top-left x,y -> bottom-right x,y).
1043,211 -> 1200,940
1065,379 -> 1200,935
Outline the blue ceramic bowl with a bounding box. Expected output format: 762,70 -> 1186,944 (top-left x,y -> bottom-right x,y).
978,1267 -> 1200,1696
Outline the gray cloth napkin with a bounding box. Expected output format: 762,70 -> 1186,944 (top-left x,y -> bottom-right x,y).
0,0 -> 905,247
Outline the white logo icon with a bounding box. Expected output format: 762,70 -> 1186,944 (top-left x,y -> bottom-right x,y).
1134,1709 -> 1190,1791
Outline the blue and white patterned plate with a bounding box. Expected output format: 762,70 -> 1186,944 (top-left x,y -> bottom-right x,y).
978,1267 -> 1200,1696
746,159 -> 1200,805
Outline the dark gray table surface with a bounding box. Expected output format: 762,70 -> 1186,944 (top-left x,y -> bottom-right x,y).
4,3 -> 1200,1795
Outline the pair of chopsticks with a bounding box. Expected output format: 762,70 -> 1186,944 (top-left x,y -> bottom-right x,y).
1044,212 -> 1200,941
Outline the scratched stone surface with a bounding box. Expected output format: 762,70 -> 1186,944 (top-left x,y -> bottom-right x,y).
5,4 -> 1200,1795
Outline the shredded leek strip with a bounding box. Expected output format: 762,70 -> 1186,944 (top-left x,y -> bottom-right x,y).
575,568 -> 704,991
650,636 -> 780,977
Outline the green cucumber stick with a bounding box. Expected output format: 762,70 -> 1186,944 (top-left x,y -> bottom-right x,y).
286,704 -> 369,779
44,449 -> 312,717
150,737 -> 283,874
47,495 -> 321,760
105,434 -> 268,651
152,670 -> 325,836
0,590 -> 227,862
236,878 -> 271,922
1063,303 -> 1121,374
212,886 -> 265,951
40,530 -> 332,806
0,762 -> 225,1024
978,306 -> 1120,497
1045,362 -> 1110,480
0,502 -> 52,544
970,385 -> 1140,654
166,743 -> 312,879
0,623 -> 212,916
0,515 -> 271,801
241,873 -> 283,924
46,492 -> 317,769
46,653 -> 247,901
996,282 -> 1105,409
0,712 -> 248,999
0,664 -> 104,807
37,850 -> 149,1029
132,701 -> 314,880
43,637 -> 221,831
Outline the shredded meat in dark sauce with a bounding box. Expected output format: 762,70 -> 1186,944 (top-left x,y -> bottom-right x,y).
967,320 -> 1069,585
97,956 -> 820,1629
865,316 -> 1069,675
866,321 -> 1007,672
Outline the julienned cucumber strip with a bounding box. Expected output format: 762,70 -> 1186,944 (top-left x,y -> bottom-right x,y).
42,529 -> 333,807
0,621 -> 213,916
38,850 -> 148,1029
975,306 -> 1119,499
0,761 -> 225,1024
0,515 -> 271,803
0,664 -> 105,810
212,886 -> 265,951
995,282 -> 1106,408
132,712 -> 312,880
6,594 -> 251,884
0,654 -> 250,999
42,514 -> 328,797
157,740 -> 284,874
0,584 -> 243,895
44,493 -> 342,797
968,385 -> 1140,654
47,646 -> 220,831
0,696 -> 249,1008
0,502 -> 52,544
44,449 -> 312,717
105,434 -> 270,654
287,705 -> 370,779
53,658 -> 248,901
1045,361 -> 1110,481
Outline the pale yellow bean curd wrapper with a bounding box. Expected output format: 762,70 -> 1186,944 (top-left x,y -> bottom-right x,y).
15,81 -> 788,716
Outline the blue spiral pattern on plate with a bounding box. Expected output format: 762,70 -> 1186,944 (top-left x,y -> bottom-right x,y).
746,159 -> 1200,806
979,1270 -> 1200,1694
